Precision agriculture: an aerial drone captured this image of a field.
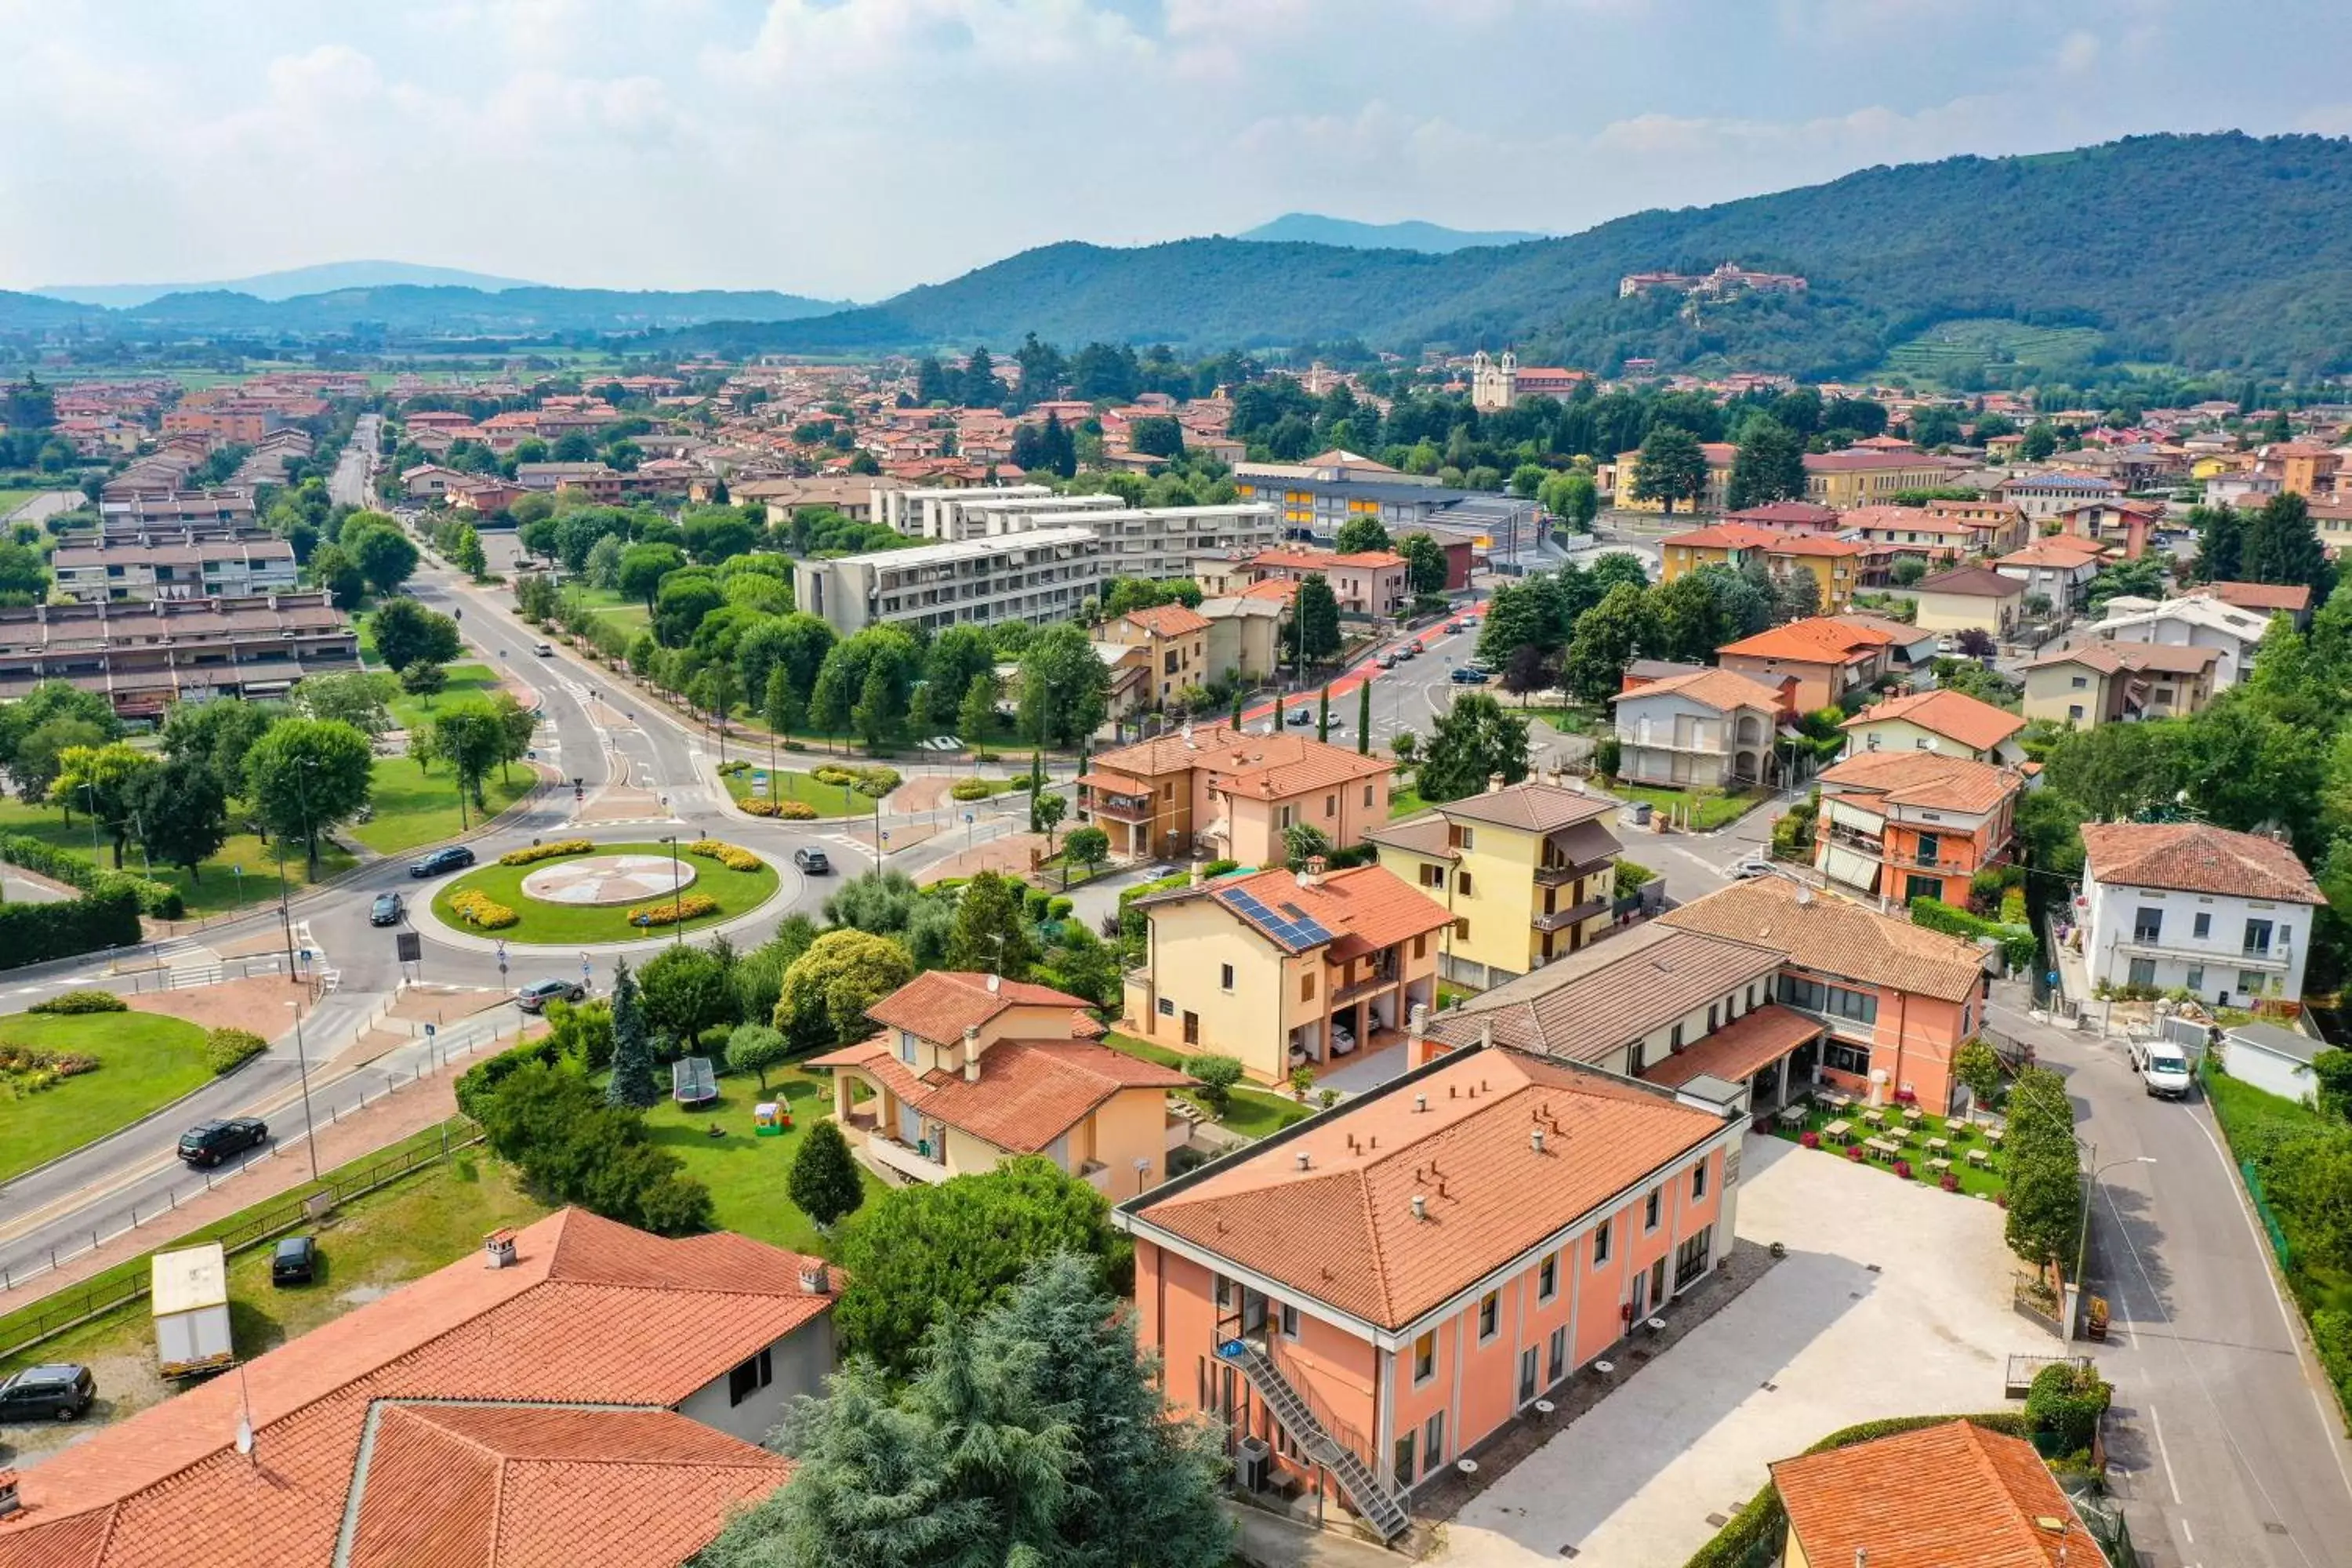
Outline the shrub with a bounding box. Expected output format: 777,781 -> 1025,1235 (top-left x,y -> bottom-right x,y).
811,762 -> 901,793
949,777 -> 993,801
1940,1173 -> 1961,1192
2025,1362 -> 2112,1454
1183,1053 -> 1244,1118
1846,1143 -> 1866,1162
630,893 -> 719,927
455,1035 -> 562,1120
203,1027 -> 268,1075
499,838 -> 593,866
474,1059 -> 713,1236
685,838 -> 763,873
28,989 -> 127,1014
0,883 -> 142,970
1,836 -> 183,919
448,887 -> 519,929
1893,1159 -> 1913,1180
741,797 -> 816,820
0,1043 -> 99,1093
1201,858 -> 1240,877
1800,1130 -> 1821,1150
1907,895 -> 2037,971
716,758 -> 750,775
1953,1037 -> 2005,1109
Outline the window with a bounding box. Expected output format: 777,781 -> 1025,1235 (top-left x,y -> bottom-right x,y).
1364,784 -> 1375,808
1548,1325 -> 1567,1383
898,1031 -> 918,1065
1477,1290 -> 1499,1341
1413,934 -> 1428,960
1538,1252 -> 1558,1301
1674,1226 -> 1714,1290
2070,675 -> 2089,690
1644,1188 -> 1662,1231
1592,1223 -> 1612,1267
1300,971 -> 1316,1001
727,1346 -> 773,1406
1278,804 -> 1294,829
2186,965 -> 2205,992
1669,1022 -> 1685,1051
2067,705 -> 2085,721
1693,1161 -> 1708,1201
2245,918 -> 2274,956
1325,794 -> 1337,819
1412,1330 -> 1435,1384
1420,862 -> 1444,887
1824,1040 -> 1872,1076
1449,824 -> 1475,851
1395,1431 -> 1417,1488
1454,917 -> 1471,941
1915,833 -> 1941,867
1707,1004 -> 1719,1033
1424,1411 -> 1446,1469
1777,974 -> 1878,1024
2193,913 -> 2211,939
1157,998 -> 1174,1017
1457,871 -> 1474,896
2133,907 -> 2163,944
2239,970 -> 2267,994
1280,1302 -> 1300,1339
1220,963 -> 1235,992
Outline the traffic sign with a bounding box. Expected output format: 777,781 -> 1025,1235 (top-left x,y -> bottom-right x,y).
395,932 -> 423,964
424,1022 -> 437,1038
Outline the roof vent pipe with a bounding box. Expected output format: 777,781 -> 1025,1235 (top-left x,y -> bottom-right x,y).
1410,1193 -> 1428,1221
1530,1127 -> 1545,1153
1296,1151 -> 1312,1171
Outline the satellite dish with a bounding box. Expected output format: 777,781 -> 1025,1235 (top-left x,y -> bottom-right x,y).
234,1414 -> 254,1456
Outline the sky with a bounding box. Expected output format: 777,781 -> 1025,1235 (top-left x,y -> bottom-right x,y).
9,0 -> 2352,303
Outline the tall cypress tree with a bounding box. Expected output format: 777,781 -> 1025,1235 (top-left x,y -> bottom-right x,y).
606,957 -> 659,1109
1316,684 -> 1331,743
1358,679 -> 1373,754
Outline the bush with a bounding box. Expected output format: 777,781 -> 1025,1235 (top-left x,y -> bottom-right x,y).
1183,1053 -> 1243,1118
474,1059 -> 713,1236
630,893 -> 719,927
1907,895 -> 2037,971
499,838 -> 593,866
2025,1362 -> 2111,1454
716,758 -> 750,775
949,777 -> 993,801
0,884 -> 142,970
811,762 -> 901,793
1800,1130 -> 1820,1149
28,989 -> 127,1014
448,887 -> 519,929
1846,1143 -> 1866,1161
685,838 -> 763,873
740,797 -> 816,819
1953,1037 -> 2005,1109
1893,1159 -> 1913,1180
203,1027 -> 268,1075
455,1035 -> 562,1120
1,836 -> 183,919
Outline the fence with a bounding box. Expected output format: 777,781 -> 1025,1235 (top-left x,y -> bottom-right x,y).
0,1117 -> 482,1363
2242,1160 -> 2296,1272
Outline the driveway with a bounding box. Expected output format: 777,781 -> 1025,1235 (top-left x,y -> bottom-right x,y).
1439,1135 -> 2025,1567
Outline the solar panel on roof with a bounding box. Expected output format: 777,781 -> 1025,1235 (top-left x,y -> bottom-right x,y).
1218,887 -> 1334,949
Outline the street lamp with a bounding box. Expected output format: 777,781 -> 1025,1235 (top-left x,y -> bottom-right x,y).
658,834 -> 684,948
275,757 -> 319,975
284,997 -> 319,1181
2067,1143 -> 2155,1341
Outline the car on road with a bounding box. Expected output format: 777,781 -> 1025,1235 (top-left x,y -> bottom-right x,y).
1287,708 -> 1314,725
1450,666 -> 1490,684
0,1363 -> 96,1423
2129,1040 -> 2195,1098
1377,652 -> 1399,669
408,845 -> 476,878
1443,620 -> 1465,633
369,891 -> 405,927
1396,643 -> 1419,660
271,1235 -> 318,1287
532,641 -> 554,656
1730,856 -> 1777,880
793,847 -> 833,874
178,1116 -> 268,1167
515,978 -> 587,1013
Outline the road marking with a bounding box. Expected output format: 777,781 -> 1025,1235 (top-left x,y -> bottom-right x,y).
2180,1517 -> 2194,1544
2151,1403 -> 2183,1504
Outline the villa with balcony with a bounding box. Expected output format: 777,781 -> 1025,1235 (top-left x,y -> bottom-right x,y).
1809,750 -> 2023,910
810,971 -> 1194,1200
1076,720 -> 1393,864
2078,822 -> 2325,1008
1608,667 -> 1795,790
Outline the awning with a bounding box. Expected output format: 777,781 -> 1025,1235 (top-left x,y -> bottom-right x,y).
1642,1004 -> 1826,1090
1822,844 -> 1881,892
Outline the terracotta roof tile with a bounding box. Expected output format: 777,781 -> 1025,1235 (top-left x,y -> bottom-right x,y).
1771,1419 -> 2090,1568
1425,924 -> 1784,1064
811,1033 -> 1189,1154
1814,750 -> 2024,814
1661,523 -> 1865,557
862,970 -> 1095,1044
1838,689 -> 2024,753
1182,863 -> 1450,962
1608,666 -> 1791,713
1196,734 -> 1392,798
1915,566 -> 2026,597
2205,580 -> 2311,613
2080,822 -> 2322,903
1660,878 -> 1987,1003
1718,617 -> 1896,664
1640,1004 -> 1824,1089
1123,603 -> 1211,637
1412,780 -> 1621,834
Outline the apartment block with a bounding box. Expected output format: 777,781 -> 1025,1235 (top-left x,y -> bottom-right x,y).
51,536 -> 297,604
0,591 -> 359,718
790,525 -> 1105,636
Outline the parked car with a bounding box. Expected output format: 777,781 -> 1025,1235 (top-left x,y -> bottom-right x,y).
408,844 -> 476,878
0,1363 -> 96,1423
1730,857 -> 1777,880
1330,1022 -> 1358,1057
1450,666 -> 1490,684
369,891 -> 405,927
793,847 -> 833,874
271,1235 -> 318,1286
1287,709 -> 1314,725
516,978 -> 587,1013
178,1116 -> 267,1167
2129,1040 -> 2194,1098
1377,653 -> 1399,670
532,641 -> 554,656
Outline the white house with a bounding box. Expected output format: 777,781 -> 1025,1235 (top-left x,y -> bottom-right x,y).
1609,666 -> 1791,789
2078,822 -> 2325,1007
2097,595 -> 2275,690
2220,1020 -> 2325,1104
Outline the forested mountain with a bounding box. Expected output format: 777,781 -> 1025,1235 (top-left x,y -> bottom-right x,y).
1236,214 -> 1549,252
674,133 -> 2352,380
0,284 -> 847,337
35,260 -> 542,308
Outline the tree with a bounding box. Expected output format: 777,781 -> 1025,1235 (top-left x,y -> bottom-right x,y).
243,719 -> 372,873
1357,678 -> 1373,753
720,1022 -> 789,1095
1417,692 -> 1532,802
1016,622 -> 1111,749
129,756 -> 228,880
49,742 -> 160,868
1953,1037 -> 2004,1109
1334,515 -> 1391,554
681,507 -> 758,564
2190,503 -> 2245,584
618,540 -> 686,612
2020,423 -> 2060,462
957,670 -> 999,755
1539,470 -> 1599,532
1631,423 -> 1709,515
1063,824 -> 1110,881
0,539 -> 49,603
2242,492 -> 2333,594
1031,788 -> 1068,846
1562,583 -> 1659,705
1289,572 -> 1343,663
296,670 -> 397,735
1127,416 -> 1185,459
1399,531 -> 1448,596
416,701 -> 506,809
1508,462 -> 1548,499
1726,416 -> 1807,510
1772,564 -> 1822,623
639,943 -> 735,1044
1283,822 -> 1332,870
308,543 -> 365,608
1185,1053 -> 1244,1118
1316,684 -> 1332,742
853,657 -> 901,751
946,870 -> 1039,978
158,697 -> 269,801
655,572 -> 726,648
607,957 -> 660,1109
474,1061 -> 710,1235
775,928 -> 916,1049
830,1157 -> 1127,1376
398,659 -> 450,708
451,524 -> 488,580
339,516 -> 419,594
368,597 -> 462,673
778,1120 -> 866,1236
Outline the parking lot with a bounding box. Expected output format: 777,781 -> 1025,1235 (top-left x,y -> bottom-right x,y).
1439,1135 -> 2027,1567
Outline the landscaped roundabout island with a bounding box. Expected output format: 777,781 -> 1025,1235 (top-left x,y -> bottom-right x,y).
429,839 -> 782,944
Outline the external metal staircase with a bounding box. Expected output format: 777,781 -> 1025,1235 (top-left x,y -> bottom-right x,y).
1216,1338 -> 1411,1541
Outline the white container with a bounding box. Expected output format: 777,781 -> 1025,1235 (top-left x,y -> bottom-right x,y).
152,1242 -> 234,1377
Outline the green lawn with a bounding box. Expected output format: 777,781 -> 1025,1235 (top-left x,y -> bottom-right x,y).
388,661 -> 512,734
1768,1099 -> 2012,1201
0,1012 -> 215,1182
1102,1030 -> 1312,1139
1388,783 -> 1428,820
559,584 -> 651,634
430,840 -> 782,944
722,768 -> 887,818
0,487 -> 73,518
351,755 -> 537,855
1603,782 -> 1772,832
1506,704 -> 1602,733
0,797 -> 355,919
640,1069 -> 884,1255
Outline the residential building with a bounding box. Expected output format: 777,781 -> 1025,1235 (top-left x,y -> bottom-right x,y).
810,971 -> 1191,1199
2098,594 -> 2274,688
2056,497 -> 2161,560
1909,565 -> 2027,636
1076,720 -> 1395,863
790,526 -> 1104,637
1122,862 -> 1450,1081
1247,546 -> 1411,617
1656,523 -> 1865,612
875,481 -> 1058,534
1722,500 -> 1842,533
2256,440 -> 2343,499
1660,877 -> 1991,1112
1715,617 -> 1898,710
1995,535 -> 2107,612
0,1209 -> 835,1568
1613,443 -> 1739,514
1810,750 -> 2024,909
1829,611 -> 1940,671
96,488 -> 257,531
0,591 -> 358,719
919,490 -> 1127,540
1802,449 -> 1964,508
1369,780 -> 1624,988
161,400 -> 290,444
1771,1419 -> 2096,1568
1838,688 -> 2026,765
50,536 -> 296,604
1607,667 -> 1793,789
2078,822 -> 2324,1006
447,477 -> 532,515
1098,603 -> 1211,710
1230,470 -> 1535,546
2021,641 -> 2222,727
1064,503 -> 1286,581
1838,504 -> 1977,571
2219,1020 -> 2325,1102
400,462 -> 472,499
2203,579 -> 2313,625
733,474 -> 906,524
1116,1043 -> 1741,1535
1199,595 -> 1286,682
1917,496 -> 2031,554
1995,470 -> 2120,522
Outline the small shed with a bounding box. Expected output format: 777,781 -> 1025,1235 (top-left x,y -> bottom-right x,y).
2222,1021 -> 2323,1105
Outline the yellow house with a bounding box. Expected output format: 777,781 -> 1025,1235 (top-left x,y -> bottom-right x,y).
1368,779 -> 1625,989
1908,565 -> 2027,635
1612,442 -> 1738,514
811,971 -> 1192,1200
1122,861 -> 1450,1084
1657,522 -> 1867,613
1095,603 -> 1212,711
1802,448 -> 1962,507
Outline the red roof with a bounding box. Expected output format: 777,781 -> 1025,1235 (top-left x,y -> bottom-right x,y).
1248,546 -> 1406,572
1123,603 -> 1211,637
1640,1004 -> 1824,1089
810,1033 -> 1189,1152
1718,616 -> 1898,665
1772,1419 -> 2091,1568
1662,523 -> 1865,557
863,970 -> 1097,1044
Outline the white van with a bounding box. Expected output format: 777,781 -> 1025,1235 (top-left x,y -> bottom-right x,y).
2129,1040 -> 2194,1099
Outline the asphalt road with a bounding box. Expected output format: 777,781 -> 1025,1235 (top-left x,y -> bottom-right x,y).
328,414 -> 379,509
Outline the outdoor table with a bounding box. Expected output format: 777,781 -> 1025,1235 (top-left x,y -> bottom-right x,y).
1822,1091 -> 1853,1111
1777,1105 -> 1809,1126
1967,1148 -> 1991,1167
1927,1157 -> 1953,1175
1926,1136 -> 1950,1154
1984,1128 -> 2005,1148
1823,1119 -> 1853,1143
1944,1118 -> 1970,1138
1901,1107 -> 1925,1123
1861,1107 -> 1887,1128
1864,1136 -> 1901,1161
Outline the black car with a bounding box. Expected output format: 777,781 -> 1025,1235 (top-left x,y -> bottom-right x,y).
178,1116 -> 268,1167
272,1235 -> 318,1286
0,1363 -> 95,1423
515,978 -> 587,1013
369,891 -> 405,927
793,847 -> 833,874
1287,709 -> 1313,725
408,844 -> 476,878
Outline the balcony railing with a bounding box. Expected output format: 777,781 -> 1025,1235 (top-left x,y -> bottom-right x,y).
2112,935 -> 2292,971
1532,897 -> 1608,933
1330,963 -> 1400,1005
1534,860 -> 1607,887
1084,793 -> 1153,822
866,1133 -> 950,1185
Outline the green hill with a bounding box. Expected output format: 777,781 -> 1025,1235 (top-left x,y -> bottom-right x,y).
1236,213 -> 1550,252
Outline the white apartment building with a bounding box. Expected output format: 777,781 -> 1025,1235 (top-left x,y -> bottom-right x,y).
1073,503 -> 1283,580
2097,595 -> 2274,689
792,526 -> 1105,637
874,483 -> 1055,535
2077,822 -> 2324,1007
935,491 -> 1127,540
51,536 -> 299,604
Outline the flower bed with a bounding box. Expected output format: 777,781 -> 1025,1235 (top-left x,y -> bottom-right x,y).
499,838 -> 594,867
738,798 -> 817,819
0,1042 -> 100,1094
629,893 -> 720,927
811,763 -> 901,793
685,839 -> 764,873
448,887 -> 520,929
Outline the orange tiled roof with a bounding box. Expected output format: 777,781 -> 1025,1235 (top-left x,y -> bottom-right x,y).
2205,580 -> 2311,613
1123,603 -> 1211,637
1997,537 -> 2108,568
1182,863 -> 1451,963
1660,877 -> 1987,1002
1640,1004 -> 1824,1089
1661,523 -> 1865,557
1838,688 -> 2025,754
1248,546 -> 1406,572
1609,666 -> 1790,714
1200,732 -> 1393,798
1132,1047 -> 1727,1330
862,969 -> 1097,1045
811,1033 -> 1190,1153
1091,719 -> 1247,779
1717,616 -> 1896,665
1771,1419 -> 2091,1568
2080,821 -> 2323,904
1425,923 -> 1784,1065
0,1210 -> 832,1568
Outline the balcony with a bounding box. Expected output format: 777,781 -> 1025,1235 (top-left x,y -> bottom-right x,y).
865,1132 -> 950,1185
1532,896 -> 1608,933
1079,1159 -> 1112,1195
1084,793 -> 1153,822
1330,960 -> 1400,1006
2112,935 -> 2292,971
1534,859 -> 1607,887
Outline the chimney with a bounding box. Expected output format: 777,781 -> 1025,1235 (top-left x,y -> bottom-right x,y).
1486,772 -> 1505,793
0,1470 -> 17,1519
985,972 -> 1002,994
1410,1193 -> 1428,1221
1414,1094 -> 1428,1112
799,1260 -> 831,1295
1190,858 -> 1205,887
1297,855 -> 1327,888
483,1229 -> 517,1269
1530,1126 -> 1546,1154
963,1024 -> 982,1082
1295,1151 -> 1312,1171
1479,1020 -> 1494,1052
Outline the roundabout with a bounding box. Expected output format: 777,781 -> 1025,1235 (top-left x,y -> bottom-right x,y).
428,839 -> 783,946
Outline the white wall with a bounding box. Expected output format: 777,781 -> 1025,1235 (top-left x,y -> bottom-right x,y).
2221,1040 -> 2314,1105
675,1315 -> 836,1446
2082,876 -> 2311,1005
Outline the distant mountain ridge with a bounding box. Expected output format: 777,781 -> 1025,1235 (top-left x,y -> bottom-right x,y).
35,260 -> 542,308
1236,213 -> 1549,253
0,282 -> 849,336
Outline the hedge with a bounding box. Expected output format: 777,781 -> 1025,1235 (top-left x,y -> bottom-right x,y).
685,839 -> 763,873
28,989 -> 127,1015
1682,1412 -> 2028,1568
203,1027 -> 269,1075
1907,896 -> 2037,971
448,888 -> 519,929
629,893 -> 717,927
499,838 -> 593,867
0,884 -> 142,970
949,778 -> 993,801
1,835 -> 185,920
739,798 -> 816,819
456,1034 -> 562,1120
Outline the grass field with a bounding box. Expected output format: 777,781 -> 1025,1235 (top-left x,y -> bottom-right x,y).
641,1070 -> 884,1255
0,1011 -> 215,1183
722,768 -> 885,818
350,754 -> 538,855
1880,318 -> 2105,385
1602,782 -> 1770,832
1103,1031 -> 1312,1139
0,797 -> 355,919
431,840 -> 782,944
0,487 -> 73,518
387,661 -> 512,734
560,584 -> 652,635
1388,783 -> 1428,819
